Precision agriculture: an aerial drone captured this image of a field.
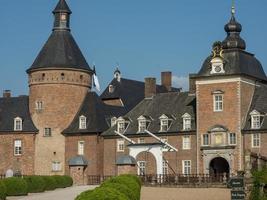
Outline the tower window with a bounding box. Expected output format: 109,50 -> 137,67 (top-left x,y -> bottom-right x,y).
14,140 -> 22,156
228,133 -> 236,145
52,161 -> 61,172
214,94 -> 223,112
61,73 -> 65,80
60,14 -> 67,27
109,85 -> 114,93
202,134 -> 210,146
14,117 -> 22,131
44,128 -> 52,137
36,101 -> 43,110
79,116 -> 87,130
78,141 -> 85,155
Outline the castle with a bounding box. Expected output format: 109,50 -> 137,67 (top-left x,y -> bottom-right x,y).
1,0 -> 267,185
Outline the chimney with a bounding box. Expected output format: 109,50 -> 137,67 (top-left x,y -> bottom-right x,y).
161,71 -> 172,92
145,78 -> 156,98
3,90 -> 11,98
189,74 -> 196,94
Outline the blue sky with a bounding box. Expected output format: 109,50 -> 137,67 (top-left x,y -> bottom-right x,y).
0,0 -> 267,96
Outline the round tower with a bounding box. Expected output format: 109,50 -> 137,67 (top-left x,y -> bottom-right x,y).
27,0 -> 93,175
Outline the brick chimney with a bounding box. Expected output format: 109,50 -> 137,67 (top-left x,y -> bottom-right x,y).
145,78 -> 156,98
161,71 -> 172,92
189,74 -> 196,94
3,90 -> 11,98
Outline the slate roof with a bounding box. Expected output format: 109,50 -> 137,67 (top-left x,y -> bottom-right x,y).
63,92 -> 126,134
116,155 -> 136,165
0,96 -> 38,133
102,92 -> 196,136
53,0 -> 72,14
198,49 -> 267,81
243,83 -> 267,131
27,31 -> 92,73
100,78 -> 180,112
68,155 -> 88,166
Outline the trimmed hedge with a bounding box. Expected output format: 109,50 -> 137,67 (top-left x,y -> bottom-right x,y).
52,175 -> 73,188
75,174 -> 141,200
0,181 -> 7,200
24,176 -> 46,193
3,177 -> 28,196
41,176 -> 57,191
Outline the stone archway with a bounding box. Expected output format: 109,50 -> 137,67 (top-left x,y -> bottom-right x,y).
209,157 -> 230,176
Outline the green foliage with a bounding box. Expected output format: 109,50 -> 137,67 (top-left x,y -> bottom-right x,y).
0,181 -> 7,200
41,176 -> 57,191
3,177 -> 28,196
250,167 -> 267,200
75,174 -> 141,200
52,175 -> 73,188
24,176 -> 46,193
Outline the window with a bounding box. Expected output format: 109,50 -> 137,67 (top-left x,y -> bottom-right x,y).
214,94 -> 223,112
111,117 -> 117,127
228,133 -> 236,145
161,138 -> 169,152
163,160 -> 168,175
109,85 -> 114,93
52,161 -> 61,172
117,121 -> 125,133
138,120 -> 147,132
251,115 -> 261,129
60,14 -> 67,27
14,117 -> 22,131
182,136 -> 191,150
160,119 -> 169,132
78,141 -> 85,155
252,134 -> 260,148
202,134 -> 210,146
138,138 -> 145,144
117,139 -> 125,152
182,113 -> 191,130
36,101 -> 43,110
137,161 -> 146,176
79,116 -> 87,129
182,160 -> 191,175
44,128 -> 52,137
14,140 -> 22,156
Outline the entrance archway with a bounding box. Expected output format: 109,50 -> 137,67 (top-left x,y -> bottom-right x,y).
209,157 -> 230,176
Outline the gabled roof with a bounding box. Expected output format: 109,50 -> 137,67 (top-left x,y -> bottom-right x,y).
100,78 -> 180,112
102,92 -> 196,136
63,92 -> 126,134
243,83 -> 267,131
0,96 -> 38,133
27,31 -> 92,73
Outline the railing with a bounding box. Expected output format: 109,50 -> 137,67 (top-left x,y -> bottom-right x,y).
87,173 -> 231,186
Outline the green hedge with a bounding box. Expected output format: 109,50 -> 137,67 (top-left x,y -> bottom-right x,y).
52,175 -> 73,188
0,181 -> 7,200
41,176 -> 57,191
250,168 -> 267,200
24,176 -> 46,193
75,175 -> 141,200
3,177 -> 28,196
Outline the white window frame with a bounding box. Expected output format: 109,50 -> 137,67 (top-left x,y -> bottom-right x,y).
160,119 -> 169,132
163,160 -> 168,175
35,101 -> 43,110
14,117 -> 22,131
213,94 -> 223,112
111,117 -> 117,127
44,128 -> 52,137
161,138 -> 169,152
109,85 -> 114,93
117,139 -> 125,152
228,133 -> 237,145
14,140 -> 22,156
251,115 -> 261,129
117,120 -> 125,134
52,161 -> 61,172
202,134 -> 210,146
182,135 -> 191,150
182,113 -> 191,131
138,138 -> 145,144
78,141 -> 85,155
137,161 -> 146,176
252,133 -> 260,148
182,160 -> 191,175
138,120 -> 147,132
79,115 -> 87,130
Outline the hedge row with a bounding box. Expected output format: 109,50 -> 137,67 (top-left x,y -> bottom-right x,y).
75,174 -> 141,200
0,175 -> 73,199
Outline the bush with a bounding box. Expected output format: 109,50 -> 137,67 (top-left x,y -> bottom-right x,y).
24,176 -> 46,193
75,175 -> 141,200
41,176 -> 57,191
61,176 -> 73,187
52,175 -> 73,188
0,181 -> 7,200
3,177 -> 28,196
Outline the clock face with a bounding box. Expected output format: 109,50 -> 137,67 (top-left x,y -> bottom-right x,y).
215,65 -> 222,73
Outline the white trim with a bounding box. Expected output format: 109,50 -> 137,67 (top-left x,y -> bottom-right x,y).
213,94 -> 223,112
251,133 -> 260,148
78,141 -> 85,155
117,139 -> 125,152
182,160 -> 191,175
228,133 -> 237,146
14,117 -> 22,131
196,77 -> 258,86
182,136 -> 191,150
14,139 -> 22,156
137,161 -> 146,175
79,115 -> 87,130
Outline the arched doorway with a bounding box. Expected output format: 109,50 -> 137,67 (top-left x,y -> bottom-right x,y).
209,157 -> 230,176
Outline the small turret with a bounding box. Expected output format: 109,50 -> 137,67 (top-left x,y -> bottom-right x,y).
53,0 -> 72,31
114,67 -> 121,82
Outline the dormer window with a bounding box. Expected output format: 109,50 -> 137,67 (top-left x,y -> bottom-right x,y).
182,113 -> 191,131
109,85 -> 114,93
117,120 -> 125,134
250,110 -> 262,129
159,114 -> 173,132
111,117 -> 117,127
79,115 -> 87,130
138,116 -> 150,133
14,117 -> 22,131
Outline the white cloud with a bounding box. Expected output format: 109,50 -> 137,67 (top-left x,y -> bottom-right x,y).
172,75 -> 189,91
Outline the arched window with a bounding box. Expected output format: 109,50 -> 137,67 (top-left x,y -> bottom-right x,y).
14,117 -> 22,131
79,115 -> 87,129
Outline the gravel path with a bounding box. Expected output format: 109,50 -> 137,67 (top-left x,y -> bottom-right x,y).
7,186 -> 97,200
141,187 -> 231,200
